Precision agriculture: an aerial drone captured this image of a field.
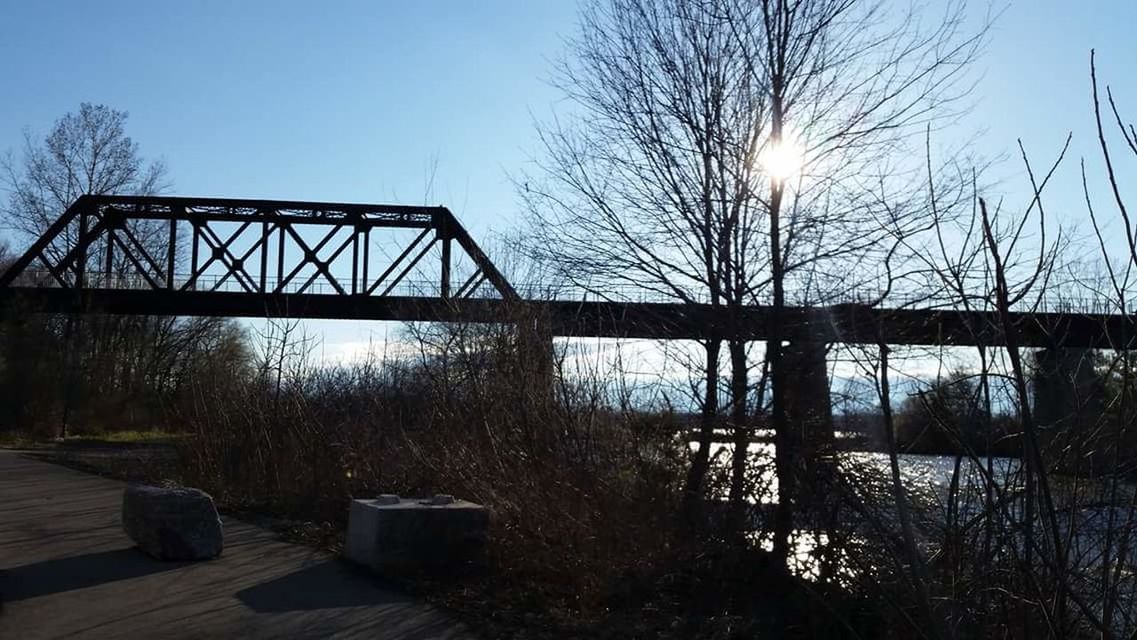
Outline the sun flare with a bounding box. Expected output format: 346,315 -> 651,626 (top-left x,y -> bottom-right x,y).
758,135 -> 804,182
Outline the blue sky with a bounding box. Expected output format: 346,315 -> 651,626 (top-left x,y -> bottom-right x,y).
1,0 -> 1135,371
0,1 -> 575,239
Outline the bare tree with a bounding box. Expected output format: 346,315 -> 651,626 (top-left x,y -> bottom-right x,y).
0,104 -> 206,437
2,103 -> 168,257
851,51 -> 1137,634
526,0 -> 985,549
718,0 -> 986,562
522,0 -> 775,527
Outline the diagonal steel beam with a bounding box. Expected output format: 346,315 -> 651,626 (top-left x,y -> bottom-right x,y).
279,224 -> 348,295
439,208 -> 517,301
0,196 -> 92,287
183,221 -> 253,292
364,227 -> 432,296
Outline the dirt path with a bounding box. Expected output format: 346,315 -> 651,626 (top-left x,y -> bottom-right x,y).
0,450 -> 473,639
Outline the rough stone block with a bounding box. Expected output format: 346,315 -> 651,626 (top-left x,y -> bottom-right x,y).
122,484 -> 224,560
345,494 -> 489,573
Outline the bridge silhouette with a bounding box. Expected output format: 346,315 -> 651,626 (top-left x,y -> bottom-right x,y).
0,194 -> 1133,349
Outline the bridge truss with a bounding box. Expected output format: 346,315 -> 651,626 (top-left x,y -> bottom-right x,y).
1,195 -> 1135,348
0,195 -> 528,320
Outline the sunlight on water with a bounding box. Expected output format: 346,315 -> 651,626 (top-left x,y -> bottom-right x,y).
690,440 -> 1025,581
690,441 -> 1023,504
754,531 -> 838,581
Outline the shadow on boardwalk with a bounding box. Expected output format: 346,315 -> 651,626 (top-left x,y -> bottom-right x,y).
3,548 -> 187,602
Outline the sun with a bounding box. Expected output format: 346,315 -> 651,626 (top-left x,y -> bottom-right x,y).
758,135 -> 804,182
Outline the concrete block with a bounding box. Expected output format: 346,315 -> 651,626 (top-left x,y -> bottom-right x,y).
345,494 -> 489,573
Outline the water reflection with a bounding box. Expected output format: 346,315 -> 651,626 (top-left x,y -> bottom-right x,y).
695,441 -> 1023,504
693,441 -> 1027,580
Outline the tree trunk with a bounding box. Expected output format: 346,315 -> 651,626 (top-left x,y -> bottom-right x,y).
769,168 -> 792,567
683,338 -> 721,530
727,338 -> 750,532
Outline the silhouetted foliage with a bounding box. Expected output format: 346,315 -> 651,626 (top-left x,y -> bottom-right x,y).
0,105 -> 239,437
894,370 -> 1021,456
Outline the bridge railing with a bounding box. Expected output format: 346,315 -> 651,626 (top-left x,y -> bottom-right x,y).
6,270 -> 499,299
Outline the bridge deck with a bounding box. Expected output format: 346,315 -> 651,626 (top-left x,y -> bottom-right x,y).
2,286 -> 1134,347
1,194 -> 1133,348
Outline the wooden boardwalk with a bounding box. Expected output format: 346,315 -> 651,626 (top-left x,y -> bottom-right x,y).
0,450 -> 471,639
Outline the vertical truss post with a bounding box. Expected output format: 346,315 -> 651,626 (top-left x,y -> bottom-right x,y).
351,219 -> 361,295
189,220 -> 200,291
362,227 -> 370,293
276,221 -> 286,293
166,213 -> 178,290
104,219 -> 115,286
441,236 -> 451,299
76,204 -> 89,288
437,210 -> 451,299
260,219 -> 269,294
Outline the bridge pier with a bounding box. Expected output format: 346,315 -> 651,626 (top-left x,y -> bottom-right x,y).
1032,347 -> 1106,472
1032,347 -> 1103,431
517,306 -> 556,397
781,337 -> 834,457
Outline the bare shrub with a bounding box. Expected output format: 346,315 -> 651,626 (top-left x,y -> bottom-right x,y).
175,311 -> 691,627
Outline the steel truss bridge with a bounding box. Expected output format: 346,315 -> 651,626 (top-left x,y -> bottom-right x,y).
0,195 -> 1134,349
